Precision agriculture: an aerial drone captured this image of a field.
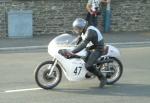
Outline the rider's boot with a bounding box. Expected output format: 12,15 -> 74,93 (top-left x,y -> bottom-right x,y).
99,74 -> 107,88
90,67 -> 107,88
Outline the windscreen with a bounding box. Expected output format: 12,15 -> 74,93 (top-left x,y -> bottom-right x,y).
50,34 -> 77,46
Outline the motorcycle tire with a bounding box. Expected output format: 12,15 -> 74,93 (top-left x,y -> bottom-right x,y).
34,60 -> 62,89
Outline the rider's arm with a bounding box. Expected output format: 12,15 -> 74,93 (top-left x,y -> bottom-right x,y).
76,36 -> 82,45
72,30 -> 93,53
86,0 -> 94,15
87,44 -> 96,50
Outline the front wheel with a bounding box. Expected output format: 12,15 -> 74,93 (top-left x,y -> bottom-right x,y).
34,60 -> 62,89
100,57 -> 123,85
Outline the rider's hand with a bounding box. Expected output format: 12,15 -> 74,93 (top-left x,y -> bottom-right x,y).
58,49 -> 74,59
65,51 -> 74,59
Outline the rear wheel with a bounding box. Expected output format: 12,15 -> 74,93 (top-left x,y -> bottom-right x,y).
34,60 -> 62,89
100,57 -> 123,85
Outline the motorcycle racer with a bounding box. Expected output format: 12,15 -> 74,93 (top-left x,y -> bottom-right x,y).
71,18 -> 107,88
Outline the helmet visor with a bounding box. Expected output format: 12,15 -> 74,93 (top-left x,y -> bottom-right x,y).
73,27 -> 83,35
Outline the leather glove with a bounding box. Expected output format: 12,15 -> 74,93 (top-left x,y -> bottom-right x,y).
64,51 -> 74,59
58,49 -> 74,59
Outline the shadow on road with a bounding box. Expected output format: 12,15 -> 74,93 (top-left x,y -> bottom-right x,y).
52,83 -> 150,97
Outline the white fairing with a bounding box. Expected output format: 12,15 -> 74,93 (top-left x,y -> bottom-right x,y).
48,34 -> 121,81
48,34 -> 88,81
57,55 -> 87,81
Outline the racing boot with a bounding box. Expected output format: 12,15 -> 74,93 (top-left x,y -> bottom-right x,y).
92,68 -> 107,88
99,75 -> 107,88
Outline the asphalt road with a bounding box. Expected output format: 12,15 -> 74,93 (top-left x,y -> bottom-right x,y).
0,46 -> 150,103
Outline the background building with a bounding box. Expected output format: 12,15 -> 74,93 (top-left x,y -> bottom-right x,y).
0,0 -> 150,37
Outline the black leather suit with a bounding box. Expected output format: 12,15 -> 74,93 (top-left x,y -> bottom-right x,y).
72,26 -> 104,74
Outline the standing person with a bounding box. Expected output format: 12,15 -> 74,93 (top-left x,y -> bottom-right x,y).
86,0 -> 109,27
68,18 -> 107,88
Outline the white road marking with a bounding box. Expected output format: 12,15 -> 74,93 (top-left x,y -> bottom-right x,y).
5,88 -> 42,93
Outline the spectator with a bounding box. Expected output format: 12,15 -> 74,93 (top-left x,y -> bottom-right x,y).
86,0 -> 109,27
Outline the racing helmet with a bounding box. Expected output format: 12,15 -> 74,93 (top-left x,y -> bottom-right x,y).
72,18 -> 87,35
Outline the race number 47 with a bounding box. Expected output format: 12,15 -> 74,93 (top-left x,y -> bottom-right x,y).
74,67 -> 82,75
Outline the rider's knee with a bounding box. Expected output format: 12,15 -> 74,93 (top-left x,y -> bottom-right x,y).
85,64 -> 94,73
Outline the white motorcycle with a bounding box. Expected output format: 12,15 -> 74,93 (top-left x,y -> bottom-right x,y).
34,33 -> 123,89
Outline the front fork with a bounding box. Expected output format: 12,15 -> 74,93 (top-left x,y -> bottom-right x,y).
47,58 -> 57,76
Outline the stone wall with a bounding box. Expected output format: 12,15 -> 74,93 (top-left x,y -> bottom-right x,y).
0,0 -> 87,37
0,0 -> 150,37
111,0 -> 150,31
0,2 -> 7,37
